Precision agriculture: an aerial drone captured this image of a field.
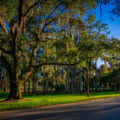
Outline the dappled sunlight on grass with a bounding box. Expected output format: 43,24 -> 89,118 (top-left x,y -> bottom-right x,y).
0,92 -> 120,111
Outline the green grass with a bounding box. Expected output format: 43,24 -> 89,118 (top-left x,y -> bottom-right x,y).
0,92 -> 120,111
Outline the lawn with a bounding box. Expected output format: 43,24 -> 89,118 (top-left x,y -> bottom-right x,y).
0,92 -> 120,111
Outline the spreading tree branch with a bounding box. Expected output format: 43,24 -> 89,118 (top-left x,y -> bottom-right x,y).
23,0 -> 47,18
31,56 -> 95,68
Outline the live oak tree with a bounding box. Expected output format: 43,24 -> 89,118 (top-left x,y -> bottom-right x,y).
0,0 -> 97,100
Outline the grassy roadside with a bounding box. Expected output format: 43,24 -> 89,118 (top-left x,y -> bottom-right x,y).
0,92 -> 120,111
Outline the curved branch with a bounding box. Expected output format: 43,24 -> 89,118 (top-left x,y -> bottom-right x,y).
31,57 -> 93,68
23,0 -> 47,18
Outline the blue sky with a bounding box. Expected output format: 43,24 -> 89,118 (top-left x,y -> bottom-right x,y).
95,4 -> 120,67
95,4 -> 120,39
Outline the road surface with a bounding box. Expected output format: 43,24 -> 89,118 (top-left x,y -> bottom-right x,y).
0,97 -> 120,120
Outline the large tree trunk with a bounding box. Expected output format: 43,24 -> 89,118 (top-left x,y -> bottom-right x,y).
7,71 -> 23,100
6,65 -> 23,100
0,51 -> 23,100
7,80 -> 23,100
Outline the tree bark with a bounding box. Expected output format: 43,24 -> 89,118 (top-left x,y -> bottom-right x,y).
7,80 -> 23,100
24,81 -> 27,93
28,79 -> 30,93
86,61 -> 90,97
87,71 -> 90,97
32,78 -> 36,94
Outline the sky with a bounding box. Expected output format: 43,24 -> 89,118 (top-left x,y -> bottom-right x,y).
95,4 -> 120,39
95,4 -> 120,67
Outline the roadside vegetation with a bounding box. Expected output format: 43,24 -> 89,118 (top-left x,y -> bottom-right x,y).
0,92 -> 120,111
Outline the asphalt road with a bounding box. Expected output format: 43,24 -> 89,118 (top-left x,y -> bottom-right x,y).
0,97 -> 120,120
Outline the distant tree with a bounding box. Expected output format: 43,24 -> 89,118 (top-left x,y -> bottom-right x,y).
76,18 -> 109,96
